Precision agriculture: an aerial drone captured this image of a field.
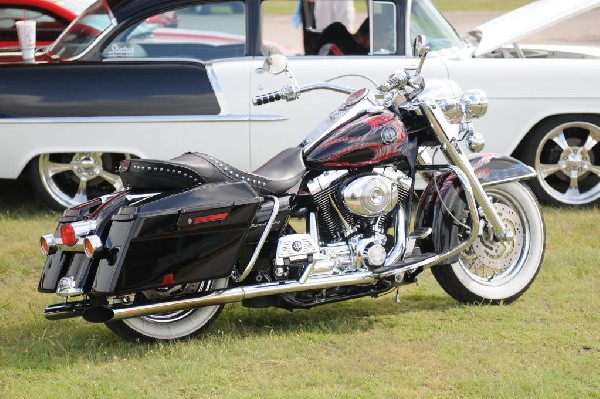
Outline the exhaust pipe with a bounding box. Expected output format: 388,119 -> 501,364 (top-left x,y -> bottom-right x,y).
82,272 -> 378,323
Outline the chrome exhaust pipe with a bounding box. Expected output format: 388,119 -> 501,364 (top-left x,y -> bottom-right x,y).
83,272 -> 378,323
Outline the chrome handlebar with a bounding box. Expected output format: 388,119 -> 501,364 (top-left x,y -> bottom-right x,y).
252,82 -> 355,106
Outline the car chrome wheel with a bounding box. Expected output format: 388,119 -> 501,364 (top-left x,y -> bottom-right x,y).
32,152 -> 132,210
534,121 -> 600,205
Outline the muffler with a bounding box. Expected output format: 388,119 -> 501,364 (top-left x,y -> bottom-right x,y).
82,271 -> 378,323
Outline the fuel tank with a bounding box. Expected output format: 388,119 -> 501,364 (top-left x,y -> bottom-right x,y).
305,112 -> 408,169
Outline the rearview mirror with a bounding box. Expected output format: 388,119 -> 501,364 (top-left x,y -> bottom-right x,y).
263,54 -> 288,75
412,35 -> 430,58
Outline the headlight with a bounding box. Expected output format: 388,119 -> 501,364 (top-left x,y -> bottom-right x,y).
460,89 -> 488,120
417,79 -> 464,123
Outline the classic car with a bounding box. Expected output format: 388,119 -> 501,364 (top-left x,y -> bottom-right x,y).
0,0 -> 599,210
0,0 -> 94,47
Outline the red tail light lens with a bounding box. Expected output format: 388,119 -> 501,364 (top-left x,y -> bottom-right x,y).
60,224 -> 77,246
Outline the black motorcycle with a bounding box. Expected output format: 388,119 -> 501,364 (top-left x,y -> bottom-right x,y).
38,37 -> 545,342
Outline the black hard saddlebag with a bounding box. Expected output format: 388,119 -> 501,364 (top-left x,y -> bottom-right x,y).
91,180 -> 261,294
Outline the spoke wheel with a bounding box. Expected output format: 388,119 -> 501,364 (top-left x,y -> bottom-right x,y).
29,152 -> 133,210
432,182 -> 545,304
519,116 -> 600,206
105,278 -> 228,342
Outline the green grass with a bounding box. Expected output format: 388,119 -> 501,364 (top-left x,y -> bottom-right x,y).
0,180 -> 598,398
262,0 -> 533,14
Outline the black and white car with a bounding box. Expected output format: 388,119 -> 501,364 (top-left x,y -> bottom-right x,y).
0,0 -> 599,209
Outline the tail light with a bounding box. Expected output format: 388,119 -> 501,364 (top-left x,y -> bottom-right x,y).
60,224 -> 77,247
40,220 -> 99,256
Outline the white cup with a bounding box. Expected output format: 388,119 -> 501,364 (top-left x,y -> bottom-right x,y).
15,20 -> 36,62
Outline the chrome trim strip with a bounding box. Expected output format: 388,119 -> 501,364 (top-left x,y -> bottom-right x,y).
205,64 -> 231,116
0,115 -> 287,124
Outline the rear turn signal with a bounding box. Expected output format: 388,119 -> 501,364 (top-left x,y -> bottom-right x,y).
40,234 -> 56,255
83,235 -> 103,258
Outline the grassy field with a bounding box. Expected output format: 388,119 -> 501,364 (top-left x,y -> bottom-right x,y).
0,178 -> 598,398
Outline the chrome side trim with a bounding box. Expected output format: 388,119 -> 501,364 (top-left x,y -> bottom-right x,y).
234,196 -> 280,282
0,115 -> 287,124
205,64 -> 230,116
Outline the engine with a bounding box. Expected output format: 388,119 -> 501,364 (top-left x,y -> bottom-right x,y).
297,168 -> 411,275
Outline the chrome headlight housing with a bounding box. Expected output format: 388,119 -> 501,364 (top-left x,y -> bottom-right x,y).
417,79 -> 463,123
460,89 -> 488,120
417,80 -> 488,124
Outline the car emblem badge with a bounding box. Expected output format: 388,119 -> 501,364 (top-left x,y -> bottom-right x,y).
292,241 -> 303,252
380,126 -> 398,144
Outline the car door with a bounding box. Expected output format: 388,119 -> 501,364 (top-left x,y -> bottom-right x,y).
249,0 -> 449,170
96,0 -> 254,170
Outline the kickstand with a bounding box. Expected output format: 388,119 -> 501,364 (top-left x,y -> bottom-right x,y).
395,288 -> 400,303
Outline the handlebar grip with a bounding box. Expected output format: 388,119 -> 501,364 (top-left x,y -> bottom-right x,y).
252,91 -> 282,106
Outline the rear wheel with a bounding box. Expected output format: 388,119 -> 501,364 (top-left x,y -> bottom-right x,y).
432,182 -> 545,304
105,278 -> 228,342
29,152 -> 133,211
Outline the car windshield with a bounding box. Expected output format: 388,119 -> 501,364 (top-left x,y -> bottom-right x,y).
47,0 -> 115,60
57,0 -> 96,15
410,0 -> 463,52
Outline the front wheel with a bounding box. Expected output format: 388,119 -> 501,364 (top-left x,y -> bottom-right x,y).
432,182 -> 545,304
105,278 -> 228,342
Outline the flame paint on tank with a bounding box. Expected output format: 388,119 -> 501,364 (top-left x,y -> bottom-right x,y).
305,113 -> 408,169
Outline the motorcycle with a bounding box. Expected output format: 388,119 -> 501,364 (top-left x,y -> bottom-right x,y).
37,37 -> 545,342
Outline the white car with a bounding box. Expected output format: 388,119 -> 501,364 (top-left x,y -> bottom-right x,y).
0,0 -> 599,209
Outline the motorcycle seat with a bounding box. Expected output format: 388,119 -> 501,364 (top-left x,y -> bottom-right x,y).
119,147 -> 306,195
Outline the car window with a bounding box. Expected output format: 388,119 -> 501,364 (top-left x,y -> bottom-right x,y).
102,1 -> 246,61
260,0 -> 397,56
47,1 -> 114,60
409,0 -> 462,52
0,7 -> 68,43
372,1 -> 397,55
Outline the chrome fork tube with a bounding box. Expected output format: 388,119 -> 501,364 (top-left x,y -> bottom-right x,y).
421,103 -> 513,241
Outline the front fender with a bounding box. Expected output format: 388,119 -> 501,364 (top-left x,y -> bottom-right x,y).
469,153 -> 535,186
414,154 -> 534,264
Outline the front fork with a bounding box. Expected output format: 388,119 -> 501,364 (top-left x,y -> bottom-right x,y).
420,103 -> 514,242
